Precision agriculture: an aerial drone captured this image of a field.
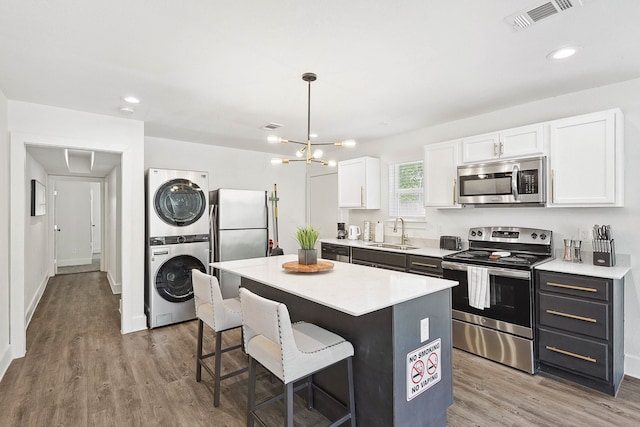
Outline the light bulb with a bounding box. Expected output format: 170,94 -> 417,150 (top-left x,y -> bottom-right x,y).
342,139 -> 356,147
271,158 -> 283,165
312,149 -> 323,159
327,160 -> 337,167
267,135 -> 282,144
295,150 -> 303,158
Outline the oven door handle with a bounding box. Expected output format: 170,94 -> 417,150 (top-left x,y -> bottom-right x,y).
442,261 -> 531,280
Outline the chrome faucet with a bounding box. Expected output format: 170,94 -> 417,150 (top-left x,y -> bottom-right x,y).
393,217 -> 408,245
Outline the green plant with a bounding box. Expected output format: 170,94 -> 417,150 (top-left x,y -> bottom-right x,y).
295,226 -> 320,250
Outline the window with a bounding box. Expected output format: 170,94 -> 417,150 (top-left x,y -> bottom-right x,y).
389,161 -> 425,218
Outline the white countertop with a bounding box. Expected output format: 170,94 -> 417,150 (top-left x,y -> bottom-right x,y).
535,256 -> 631,280
210,254 -> 458,316
320,238 -> 459,258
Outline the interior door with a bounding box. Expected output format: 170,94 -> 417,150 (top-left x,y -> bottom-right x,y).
55,180 -> 93,267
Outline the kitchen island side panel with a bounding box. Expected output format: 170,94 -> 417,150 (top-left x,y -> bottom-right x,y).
393,289 -> 453,427
241,278 -> 395,426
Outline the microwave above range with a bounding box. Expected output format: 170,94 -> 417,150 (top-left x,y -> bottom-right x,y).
457,156 -> 546,206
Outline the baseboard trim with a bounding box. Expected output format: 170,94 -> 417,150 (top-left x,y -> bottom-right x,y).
0,343 -> 12,383
107,271 -> 122,294
58,257 -> 92,267
625,353 -> 640,380
25,274 -> 49,328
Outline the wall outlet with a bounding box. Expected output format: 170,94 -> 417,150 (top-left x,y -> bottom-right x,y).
578,228 -> 591,241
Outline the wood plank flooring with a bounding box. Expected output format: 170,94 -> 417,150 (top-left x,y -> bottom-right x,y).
1,271 -> 639,426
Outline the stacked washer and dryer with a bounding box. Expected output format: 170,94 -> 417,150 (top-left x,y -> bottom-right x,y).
145,168 -> 209,328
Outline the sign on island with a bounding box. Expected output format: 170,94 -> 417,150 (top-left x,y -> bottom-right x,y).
406,338 -> 441,401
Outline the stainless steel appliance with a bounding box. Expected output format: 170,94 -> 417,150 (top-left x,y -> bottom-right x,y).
337,222 -> 347,239
442,226 -> 553,373
321,242 -> 350,262
457,156 -> 546,206
209,189 -> 269,298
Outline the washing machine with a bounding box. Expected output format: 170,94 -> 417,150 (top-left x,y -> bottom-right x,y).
146,238 -> 209,328
146,168 -> 209,238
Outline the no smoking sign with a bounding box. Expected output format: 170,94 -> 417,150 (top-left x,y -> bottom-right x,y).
406,338 -> 441,401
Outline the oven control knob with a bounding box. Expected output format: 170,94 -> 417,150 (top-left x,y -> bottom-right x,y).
531,233 -> 538,239
540,233 -> 547,240
477,231 -> 483,237
471,231 -> 477,237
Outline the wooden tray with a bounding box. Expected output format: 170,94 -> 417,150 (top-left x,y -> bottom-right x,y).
282,260 -> 334,273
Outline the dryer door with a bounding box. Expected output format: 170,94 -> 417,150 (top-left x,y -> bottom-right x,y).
155,255 -> 205,302
154,178 -> 207,227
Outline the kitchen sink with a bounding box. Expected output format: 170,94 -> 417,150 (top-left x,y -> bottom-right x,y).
366,243 -> 418,251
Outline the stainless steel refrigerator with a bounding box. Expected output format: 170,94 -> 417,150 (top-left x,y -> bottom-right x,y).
209,189 -> 269,298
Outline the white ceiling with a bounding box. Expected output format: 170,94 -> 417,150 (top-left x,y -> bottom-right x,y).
3,0 -> 640,171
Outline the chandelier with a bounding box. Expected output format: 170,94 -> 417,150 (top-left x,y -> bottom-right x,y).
268,72 -> 356,166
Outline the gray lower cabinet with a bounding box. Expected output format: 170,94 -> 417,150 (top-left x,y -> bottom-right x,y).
407,255 -> 443,278
351,247 -> 406,271
536,270 -> 624,395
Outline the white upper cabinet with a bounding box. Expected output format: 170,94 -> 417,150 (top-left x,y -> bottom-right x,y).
548,109 -> 624,207
338,157 -> 380,209
461,123 -> 544,163
424,140 -> 461,208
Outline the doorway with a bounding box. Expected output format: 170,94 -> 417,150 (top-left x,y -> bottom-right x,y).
53,178 -> 103,275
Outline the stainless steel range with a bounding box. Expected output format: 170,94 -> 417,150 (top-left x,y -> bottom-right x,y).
442,226 -> 553,373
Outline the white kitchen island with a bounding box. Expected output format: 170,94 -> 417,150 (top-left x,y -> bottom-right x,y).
211,254 -> 458,427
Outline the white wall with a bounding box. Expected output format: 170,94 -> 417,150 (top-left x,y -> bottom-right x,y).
0,89 -> 10,379
91,181 -> 102,254
8,101 -> 145,363
144,137 -> 307,254
24,153 -> 49,325
340,77 -> 640,378
105,165 -> 121,293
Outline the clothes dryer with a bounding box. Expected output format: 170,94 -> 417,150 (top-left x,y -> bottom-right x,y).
146,239 -> 208,328
146,168 -> 209,238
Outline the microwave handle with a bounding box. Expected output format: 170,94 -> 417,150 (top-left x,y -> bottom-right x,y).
511,164 -> 520,201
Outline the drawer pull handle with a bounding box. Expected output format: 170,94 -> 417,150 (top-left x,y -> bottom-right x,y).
546,309 -> 597,323
545,346 -> 596,363
413,262 -> 438,268
546,282 -> 598,293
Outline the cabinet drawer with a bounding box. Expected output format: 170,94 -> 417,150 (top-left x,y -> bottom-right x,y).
407,255 -> 442,277
538,328 -> 609,381
351,248 -> 406,269
539,293 -> 609,340
538,271 -> 609,301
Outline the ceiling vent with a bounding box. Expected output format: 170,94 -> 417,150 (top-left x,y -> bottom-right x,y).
262,122 -> 283,131
505,0 -> 590,30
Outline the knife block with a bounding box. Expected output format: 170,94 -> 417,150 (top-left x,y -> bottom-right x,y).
593,239 -> 616,267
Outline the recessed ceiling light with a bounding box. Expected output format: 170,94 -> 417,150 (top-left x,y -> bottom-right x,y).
119,106 -> 135,115
547,46 -> 577,60
121,95 -> 141,104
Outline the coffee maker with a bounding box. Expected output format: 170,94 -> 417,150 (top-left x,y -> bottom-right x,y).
337,222 -> 347,239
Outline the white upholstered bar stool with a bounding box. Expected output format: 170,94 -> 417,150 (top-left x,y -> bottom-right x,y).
240,288 -> 356,427
192,269 -> 247,407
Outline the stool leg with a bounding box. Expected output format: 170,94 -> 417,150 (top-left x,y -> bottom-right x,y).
284,381 -> 294,427
347,357 -> 356,427
247,357 -> 257,427
196,319 -> 204,382
307,375 -> 313,410
214,330 -> 223,407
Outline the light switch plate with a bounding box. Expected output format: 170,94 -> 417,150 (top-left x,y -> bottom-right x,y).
420,318 -> 429,342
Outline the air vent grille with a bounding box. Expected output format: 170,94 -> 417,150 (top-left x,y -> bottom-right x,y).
505,0 -> 585,31
528,2 -> 560,22
262,122 -> 283,131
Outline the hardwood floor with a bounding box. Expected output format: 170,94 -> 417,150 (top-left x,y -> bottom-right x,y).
1,272 -> 639,426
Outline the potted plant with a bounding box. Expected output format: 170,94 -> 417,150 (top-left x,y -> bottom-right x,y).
295,225 -> 320,265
